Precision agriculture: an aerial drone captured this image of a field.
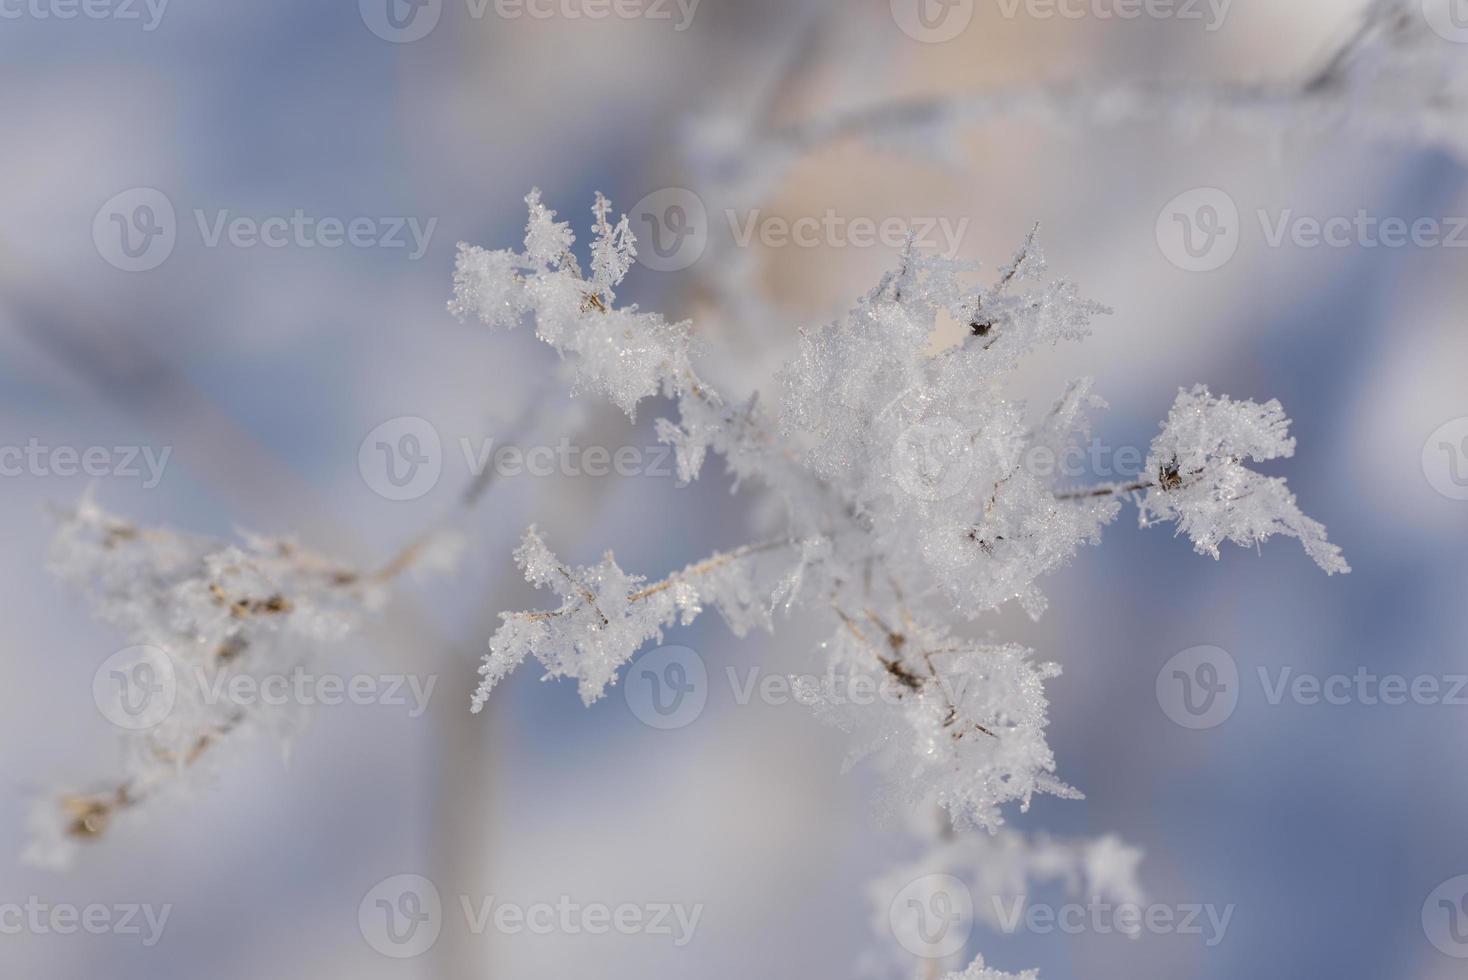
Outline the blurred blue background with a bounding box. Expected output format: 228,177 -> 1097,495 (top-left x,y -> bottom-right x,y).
0,1 -> 1464,978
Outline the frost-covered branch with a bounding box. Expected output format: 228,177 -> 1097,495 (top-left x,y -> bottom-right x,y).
1055,386 -> 1349,574
450,187 -> 1348,979
26,489 -> 463,870
455,192 -> 1345,858
1137,385 -> 1349,573
471,529 -> 805,711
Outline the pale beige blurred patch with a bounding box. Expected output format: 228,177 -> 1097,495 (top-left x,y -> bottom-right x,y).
691,0 -> 1382,365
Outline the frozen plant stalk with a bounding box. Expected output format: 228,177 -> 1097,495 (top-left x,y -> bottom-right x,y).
455,191 -> 1346,974
27,493 -> 458,869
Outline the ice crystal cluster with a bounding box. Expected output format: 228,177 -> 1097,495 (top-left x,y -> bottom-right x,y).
26,493 -> 387,869
1139,385 -> 1347,573
456,192 -> 1346,898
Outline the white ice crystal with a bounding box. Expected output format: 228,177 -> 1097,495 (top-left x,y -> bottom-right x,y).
450,189 -> 692,418
472,527 -> 791,713
462,193 -> 1346,844
1139,385 -> 1350,574
589,190 -> 636,303
777,234 -> 1120,619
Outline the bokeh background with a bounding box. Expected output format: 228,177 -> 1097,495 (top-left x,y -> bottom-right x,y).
1,1 -> 1465,977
